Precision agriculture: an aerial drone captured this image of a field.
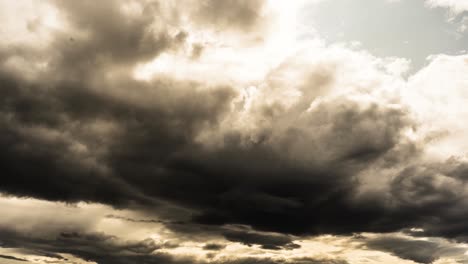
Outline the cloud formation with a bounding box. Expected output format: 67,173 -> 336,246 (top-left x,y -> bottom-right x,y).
2,0 -> 468,263
365,235 -> 468,264
425,0 -> 468,14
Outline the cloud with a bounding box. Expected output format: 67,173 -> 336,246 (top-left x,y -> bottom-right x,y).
218,257 -> 349,264
0,229 -> 187,264
364,235 -> 468,264
0,0 -> 244,211
202,243 -> 226,251
425,0 -> 468,14
0,254 -> 27,262
0,224 -> 352,264
0,0 -> 446,238
222,229 -> 299,250
2,1 -> 468,263
192,0 -> 266,31
0,0 -> 419,238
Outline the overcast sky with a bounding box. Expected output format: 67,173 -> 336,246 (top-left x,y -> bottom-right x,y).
1,1 -> 468,264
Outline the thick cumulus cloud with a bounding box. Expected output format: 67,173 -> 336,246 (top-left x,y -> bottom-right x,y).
3,0 -> 468,263
0,0 -> 237,207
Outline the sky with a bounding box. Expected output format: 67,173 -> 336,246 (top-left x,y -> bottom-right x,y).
1,0 -> 468,263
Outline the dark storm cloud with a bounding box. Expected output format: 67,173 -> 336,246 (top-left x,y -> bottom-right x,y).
0,69 -> 235,207
0,0 -> 237,207
4,4 -> 468,263
105,214 -> 167,224
383,158 -> 468,242
105,214 -> 186,225
0,254 -> 27,262
222,230 -> 299,250
0,0 -> 418,238
58,231 -> 166,254
183,98 -> 416,235
364,235 -> 467,264
53,0 -> 172,61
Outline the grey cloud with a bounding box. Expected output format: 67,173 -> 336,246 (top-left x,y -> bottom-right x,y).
222,230 -> 299,250
188,96 -> 415,235
0,24 -> 419,238
365,235 -> 468,264
220,257 -> 349,264
52,0 -> 178,65
391,165 -> 463,209
193,0 -> 266,31
0,254 -> 27,262
0,42 -> 236,206
0,227 -> 349,264
105,214 -> 186,226
202,243 -> 226,251
0,229 -> 188,264
0,0 -> 428,242
387,159 -> 468,240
